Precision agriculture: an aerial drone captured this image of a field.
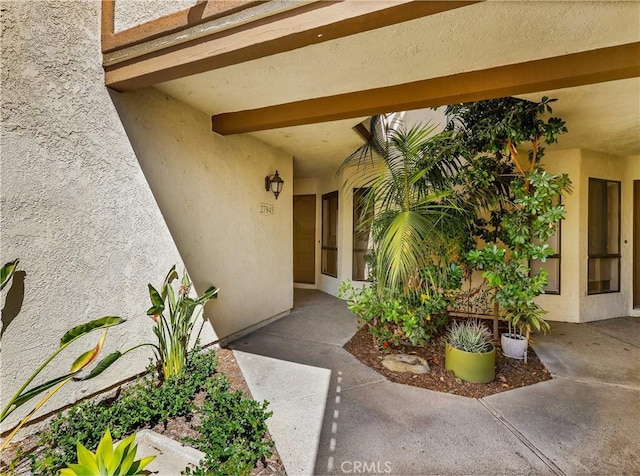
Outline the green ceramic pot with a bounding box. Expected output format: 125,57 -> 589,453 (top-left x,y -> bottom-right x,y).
445,342 -> 496,383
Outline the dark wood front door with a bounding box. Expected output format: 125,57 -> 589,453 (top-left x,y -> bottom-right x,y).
294,194 -> 316,284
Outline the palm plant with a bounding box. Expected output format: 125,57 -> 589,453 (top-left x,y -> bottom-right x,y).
340,115 -> 467,293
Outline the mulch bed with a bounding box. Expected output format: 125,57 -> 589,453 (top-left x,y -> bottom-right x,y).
1,347 -> 286,476
344,326 -> 551,398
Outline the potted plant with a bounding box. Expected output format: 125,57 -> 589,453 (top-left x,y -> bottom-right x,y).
445,319 -> 495,383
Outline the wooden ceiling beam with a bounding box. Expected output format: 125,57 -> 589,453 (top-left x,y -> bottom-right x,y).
211,42 -> 640,135
104,0 -> 482,91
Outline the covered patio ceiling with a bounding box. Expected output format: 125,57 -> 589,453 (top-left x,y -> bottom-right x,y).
107,1 -> 640,178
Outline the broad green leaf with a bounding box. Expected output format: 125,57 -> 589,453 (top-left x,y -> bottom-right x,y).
77,442 -> 100,474
75,351 -> 123,381
136,455 -> 156,473
95,428 -> 114,470
196,286 -> 219,305
60,317 -> 125,346
147,284 -> 164,310
118,439 -> 138,475
146,305 -> 164,316
0,258 -> 19,291
69,330 -> 107,372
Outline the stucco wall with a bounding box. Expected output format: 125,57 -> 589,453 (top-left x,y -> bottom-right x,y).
578,150 -> 629,321
0,0 -> 185,431
538,149 -> 638,322
111,88 -> 294,339
536,149 -> 582,322
1,0 -> 293,433
114,0 -> 196,32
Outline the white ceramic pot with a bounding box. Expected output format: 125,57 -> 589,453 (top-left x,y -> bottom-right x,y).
501,333 -> 528,360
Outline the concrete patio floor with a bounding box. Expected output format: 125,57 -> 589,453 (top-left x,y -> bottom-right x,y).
230,289 -> 640,475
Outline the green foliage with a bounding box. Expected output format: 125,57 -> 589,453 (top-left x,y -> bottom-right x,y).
467,169 -> 571,335
446,97 -> 572,337
60,429 -> 155,476
33,347 -> 216,474
31,347 -> 271,476
1,315 -> 130,451
0,258 -> 19,292
338,262 -> 461,347
340,118 -> 467,293
184,378 -> 273,475
148,266 -> 219,380
446,320 -> 493,354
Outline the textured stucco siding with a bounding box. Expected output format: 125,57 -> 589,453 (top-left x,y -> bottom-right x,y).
111,87 -> 294,340
0,0 -> 186,431
0,0 -> 292,433
114,0 -> 197,33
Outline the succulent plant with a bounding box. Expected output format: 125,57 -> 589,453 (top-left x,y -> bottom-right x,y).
446,320 -> 493,353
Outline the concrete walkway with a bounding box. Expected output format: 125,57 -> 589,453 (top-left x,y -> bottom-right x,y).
230,290 -> 640,475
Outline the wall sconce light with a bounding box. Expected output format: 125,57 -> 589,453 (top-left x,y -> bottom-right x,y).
265,170 -> 284,200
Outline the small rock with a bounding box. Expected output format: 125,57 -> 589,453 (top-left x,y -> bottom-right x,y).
381,354 -> 430,374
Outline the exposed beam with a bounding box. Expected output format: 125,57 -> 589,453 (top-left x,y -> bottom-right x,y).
105,0 -> 481,91
102,0 -> 266,54
211,42 -> 640,135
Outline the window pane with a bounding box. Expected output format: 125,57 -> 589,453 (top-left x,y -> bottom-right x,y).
322,192 -> 338,277
352,251 -> 371,281
531,258 -> 560,294
322,249 -> 338,277
588,179 -> 606,255
353,188 -> 373,281
588,179 -> 621,294
588,257 -> 620,294
607,182 -> 620,254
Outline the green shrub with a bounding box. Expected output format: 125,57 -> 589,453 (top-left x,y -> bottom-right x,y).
31,346 -> 272,476
339,262 -> 460,347
184,378 -> 273,475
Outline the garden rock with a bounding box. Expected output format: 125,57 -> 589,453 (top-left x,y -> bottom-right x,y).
382,354 -> 430,374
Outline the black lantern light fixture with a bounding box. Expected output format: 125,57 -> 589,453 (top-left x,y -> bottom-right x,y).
265,170 -> 284,200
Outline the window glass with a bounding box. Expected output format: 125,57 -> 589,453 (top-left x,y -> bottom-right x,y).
588,179 -> 620,294
322,191 -> 338,277
353,188 -> 373,281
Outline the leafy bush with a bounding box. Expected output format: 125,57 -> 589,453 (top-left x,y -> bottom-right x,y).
338,266 -> 457,347
184,378 -> 273,475
31,347 -> 272,476
147,266 -> 219,380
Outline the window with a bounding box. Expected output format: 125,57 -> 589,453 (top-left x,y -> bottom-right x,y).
322,191 -> 338,277
530,199 -> 561,294
352,188 -> 373,281
588,178 -> 620,294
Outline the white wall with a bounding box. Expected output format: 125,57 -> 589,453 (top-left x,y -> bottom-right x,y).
1,0 -> 184,431
1,0 -> 293,433
112,88 -> 293,339
536,149 -> 582,322
578,150 -> 629,321
538,149 -> 638,322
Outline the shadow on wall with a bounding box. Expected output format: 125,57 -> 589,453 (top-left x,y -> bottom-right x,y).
108,88 -> 294,341
1,271 -> 25,340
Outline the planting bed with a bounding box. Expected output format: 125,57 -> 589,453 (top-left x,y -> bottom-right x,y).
344,325 -> 551,399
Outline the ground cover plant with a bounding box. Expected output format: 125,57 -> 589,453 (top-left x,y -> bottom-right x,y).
25,346 -> 273,475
